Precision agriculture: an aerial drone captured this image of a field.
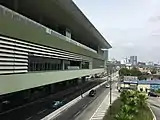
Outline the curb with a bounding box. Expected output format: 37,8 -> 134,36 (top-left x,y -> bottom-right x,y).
148,104 -> 157,120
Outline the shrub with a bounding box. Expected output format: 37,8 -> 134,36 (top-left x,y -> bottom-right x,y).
116,90 -> 148,120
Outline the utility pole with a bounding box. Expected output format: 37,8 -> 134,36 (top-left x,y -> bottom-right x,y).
109,73 -> 112,105
107,63 -> 112,115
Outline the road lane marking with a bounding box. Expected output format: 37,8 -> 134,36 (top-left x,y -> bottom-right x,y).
89,93 -> 110,120
25,116 -> 32,120
74,111 -> 81,118
83,104 -> 88,109
37,109 -> 47,114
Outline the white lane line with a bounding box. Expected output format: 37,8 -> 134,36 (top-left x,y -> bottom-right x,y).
83,104 -> 88,109
89,93 -> 110,120
74,111 -> 81,118
25,116 -> 32,120
37,109 -> 47,114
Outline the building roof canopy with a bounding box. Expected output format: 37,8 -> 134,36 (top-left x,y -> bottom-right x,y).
0,0 -> 112,51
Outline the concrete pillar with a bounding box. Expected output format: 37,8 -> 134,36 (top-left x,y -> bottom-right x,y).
50,84 -> 55,93
77,78 -> 82,84
14,0 -> 19,11
80,61 -> 82,69
82,77 -> 86,83
39,16 -> 43,23
89,61 -> 92,69
0,103 -> 2,112
62,60 -> 65,70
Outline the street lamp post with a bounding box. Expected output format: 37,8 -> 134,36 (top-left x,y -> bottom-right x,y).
102,49 -> 112,114
109,73 -> 112,106
107,62 -> 112,115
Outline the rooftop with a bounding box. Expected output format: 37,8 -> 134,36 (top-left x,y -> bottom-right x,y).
123,80 -> 160,85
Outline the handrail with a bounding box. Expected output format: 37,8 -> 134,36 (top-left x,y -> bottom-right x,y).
0,5 -> 97,53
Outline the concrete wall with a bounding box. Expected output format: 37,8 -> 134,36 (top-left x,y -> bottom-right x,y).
0,68 -> 104,95
0,7 -> 104,60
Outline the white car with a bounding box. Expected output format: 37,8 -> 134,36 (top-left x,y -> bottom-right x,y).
105,84 -> 110,88
86,75 -> 92,80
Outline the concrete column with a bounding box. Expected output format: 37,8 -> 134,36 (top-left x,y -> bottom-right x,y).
80,61 -> 82,69
62,60 -> 65,70
50,84 -> 55,93
0,103 -> 2,113
65,28 -> 71,39
89,61 -> 92,69
77,78 -> 82,84
14,0 -> 19,11
39,16 -> 43,23
82,77 -> 86,83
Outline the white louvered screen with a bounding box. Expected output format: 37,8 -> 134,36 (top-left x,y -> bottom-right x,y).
0,36 -> 91,75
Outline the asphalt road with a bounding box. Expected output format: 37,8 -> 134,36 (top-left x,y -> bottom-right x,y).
54,84 -> 110,120
148,97 -> 160,120
75,83 -> 118,120
0,79 -> 105,120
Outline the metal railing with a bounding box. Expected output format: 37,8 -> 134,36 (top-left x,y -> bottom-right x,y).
0,5 -> 97,53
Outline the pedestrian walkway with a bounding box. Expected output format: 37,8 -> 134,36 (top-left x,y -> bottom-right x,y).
89,88 -> 119,120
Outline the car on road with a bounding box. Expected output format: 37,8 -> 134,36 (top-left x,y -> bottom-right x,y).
51,101 -> 64,109
89,89 -> 96,97
105,84 -> 110,88
148,92 -> 159,97
86,75 -> 93,80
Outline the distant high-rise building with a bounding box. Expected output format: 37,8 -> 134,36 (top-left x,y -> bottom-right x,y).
138,62 -> 146,66
147,62 -> 154,66
130,56 -> 137,65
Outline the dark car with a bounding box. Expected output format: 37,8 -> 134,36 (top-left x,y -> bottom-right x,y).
51,101 -> 63,109
148,92 -> 158,97
89,89 -> 96,97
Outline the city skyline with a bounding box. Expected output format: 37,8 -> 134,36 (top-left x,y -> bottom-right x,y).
74,0 -> 160,63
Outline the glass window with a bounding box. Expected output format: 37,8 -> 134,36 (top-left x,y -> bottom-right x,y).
28,56 -> 63,72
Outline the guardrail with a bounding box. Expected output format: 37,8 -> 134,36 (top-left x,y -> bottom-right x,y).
41,80 -> 108,120
0,5 -> 97,53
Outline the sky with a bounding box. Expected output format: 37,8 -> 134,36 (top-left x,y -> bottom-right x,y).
74,0 -> 160,63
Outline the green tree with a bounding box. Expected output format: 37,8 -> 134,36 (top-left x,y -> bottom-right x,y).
119,67 -> 142,77
137,93 -> 147,108
151,69 -> 157,74
138,75 -> 147,80
130,67 -> 142,76
119,68 -> 130,76
116,90 -> 148,120
115,108 -> 134,120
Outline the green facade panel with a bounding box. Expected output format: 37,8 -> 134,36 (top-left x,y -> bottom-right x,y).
0,69 -> 104,95
0,14 -> 104,60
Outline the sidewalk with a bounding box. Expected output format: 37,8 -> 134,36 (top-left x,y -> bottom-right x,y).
89,88 -> 119,120
75,73 -> 119,120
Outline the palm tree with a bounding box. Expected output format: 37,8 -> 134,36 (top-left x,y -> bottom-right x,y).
137,93 -> 147,108
115,105 -> 134,120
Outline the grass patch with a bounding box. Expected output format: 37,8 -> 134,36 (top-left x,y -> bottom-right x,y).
103,98 -> 121,120
134,106 -> 153,120
103,98 -> 153,120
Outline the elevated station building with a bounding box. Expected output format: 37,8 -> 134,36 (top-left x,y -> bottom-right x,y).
0,0 -> 111,113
